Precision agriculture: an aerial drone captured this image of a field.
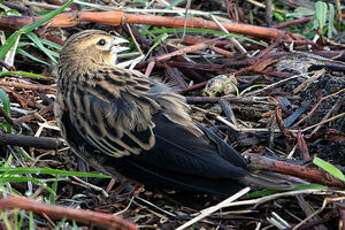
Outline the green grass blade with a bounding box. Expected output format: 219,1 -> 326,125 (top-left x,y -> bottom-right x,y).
0,176 -> 41,183
49,178 -> 58,204
240,84 -> 267,96
54,217 -> 67,230
295,183 -> 328,190
328,3 -> 335,38
19,0 -> 73,34
248,184 -> 327,198
0,33 -> 21,60
39,38 -> 62,50
248,189 -> 278,198
0,88 -> 12,133
315,1 -> 328,32
0,167 -> 111,178
18,41 -> 35,47
1,213 -> 13,230
72,221 -> 79,230
17,48 -> 51,66
29,212 -> 34,230
25,32 -> 58,63
13,212 -> 18,230
313,157 -> 345,181
0,176 -> 56,195
0,89 -> 11,119
165,0 -> 184,9
145,33 -> 168,59
0,155 -> 13,169
0,70 -> 45,78
18,210 -> 25,230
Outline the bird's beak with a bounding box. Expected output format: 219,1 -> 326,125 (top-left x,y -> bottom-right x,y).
111,37 -> 130,53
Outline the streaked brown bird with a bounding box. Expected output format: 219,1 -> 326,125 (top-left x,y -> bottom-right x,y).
55,30 -> 294,196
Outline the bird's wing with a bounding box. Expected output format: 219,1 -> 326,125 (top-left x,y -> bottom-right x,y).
132,112 -> 248,179
66,67 -> 160,158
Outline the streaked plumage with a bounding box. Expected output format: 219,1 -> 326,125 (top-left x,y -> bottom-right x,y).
55,30 -> 294,196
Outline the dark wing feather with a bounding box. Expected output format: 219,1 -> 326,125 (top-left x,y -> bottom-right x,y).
132,113 -> 248,179
196,123 -> 247,168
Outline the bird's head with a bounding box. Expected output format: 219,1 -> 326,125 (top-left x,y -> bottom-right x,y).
59,30 -> 129,68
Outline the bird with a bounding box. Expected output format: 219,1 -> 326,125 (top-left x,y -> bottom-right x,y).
55,30 -> 295,197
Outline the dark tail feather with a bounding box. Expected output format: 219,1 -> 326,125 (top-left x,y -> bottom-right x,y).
242,171 -> 297,191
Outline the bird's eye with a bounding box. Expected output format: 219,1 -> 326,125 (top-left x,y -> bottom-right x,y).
97,39 -> 106,46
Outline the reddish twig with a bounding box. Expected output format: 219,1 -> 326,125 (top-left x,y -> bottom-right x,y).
179,81 -> 208,94
255,34 -> 283,59
153,37 -> 221,62
0,81 -> 56,94
276,106 -> 293,142
0,12 -> 305,41
211,46 -> 233,58
167,61 -> 226,71
145,61 -> 155,77
247,153 -> 345,187
42,212 -> 57,229
0,86 -> 29,109
182,35 -> 230,47
297,130 -> 311,161
137,60 -> 226,72
0,195 -> 138,230
273,16 -> 313,29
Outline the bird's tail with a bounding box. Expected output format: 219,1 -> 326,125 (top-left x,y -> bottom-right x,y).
242,171 -> 297,191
